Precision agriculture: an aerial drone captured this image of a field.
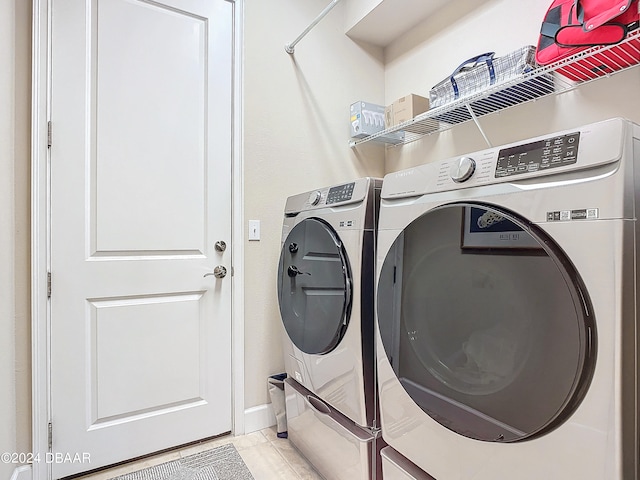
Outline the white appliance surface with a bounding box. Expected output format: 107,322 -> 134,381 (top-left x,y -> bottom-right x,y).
381,446 -> 435,480
375,118 -> 639,479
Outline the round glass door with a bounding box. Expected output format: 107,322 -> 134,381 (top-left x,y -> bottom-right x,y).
377,203 -> 596,442
278,218 -> 352,355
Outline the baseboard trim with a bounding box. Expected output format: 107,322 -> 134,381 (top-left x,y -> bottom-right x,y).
244,403 -> 275,434
10,465 -> 32,480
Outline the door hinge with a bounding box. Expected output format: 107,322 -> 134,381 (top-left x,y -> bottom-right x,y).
47,271 -> 52,298
48,421 -> 53,450
47,121 -> 52,147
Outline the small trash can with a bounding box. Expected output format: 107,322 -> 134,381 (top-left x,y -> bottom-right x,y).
268,373 -> 288,438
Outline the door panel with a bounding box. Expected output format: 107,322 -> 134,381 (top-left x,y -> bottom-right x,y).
91,293 -> 203,420
49,0 -> 233,477
94,0 -> 207,254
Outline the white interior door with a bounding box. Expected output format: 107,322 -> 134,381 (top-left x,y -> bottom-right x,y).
49,0 -> 233,477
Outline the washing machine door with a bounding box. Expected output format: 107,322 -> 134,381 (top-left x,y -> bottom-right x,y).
377,203 -> 596,442
278,217 -> 352,355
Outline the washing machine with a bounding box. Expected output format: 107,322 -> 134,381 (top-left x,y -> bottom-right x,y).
375,118 -> 639,479
277,177 -> 382,480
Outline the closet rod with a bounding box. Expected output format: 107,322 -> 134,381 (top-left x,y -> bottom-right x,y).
285,0 -> 341,54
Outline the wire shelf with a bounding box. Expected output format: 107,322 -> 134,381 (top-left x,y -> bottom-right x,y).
349,29 -> 640,148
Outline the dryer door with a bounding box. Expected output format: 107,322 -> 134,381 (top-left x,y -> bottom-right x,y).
377,203 -> 596,442
278,218 -> 352,355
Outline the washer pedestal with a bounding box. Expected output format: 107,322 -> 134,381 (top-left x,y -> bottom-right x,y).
381,447 -> 435,480
285,378 -> 380,480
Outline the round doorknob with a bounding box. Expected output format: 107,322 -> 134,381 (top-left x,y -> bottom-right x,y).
204,266 -> 227,279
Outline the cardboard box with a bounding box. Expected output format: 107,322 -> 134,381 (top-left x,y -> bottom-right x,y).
350,101 -> 404,144
385,94 -> 431,127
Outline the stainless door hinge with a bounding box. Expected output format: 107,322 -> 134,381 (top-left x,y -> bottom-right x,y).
47,121 -> 52,147
48,422 -> 53,450
47,272 -> 52,298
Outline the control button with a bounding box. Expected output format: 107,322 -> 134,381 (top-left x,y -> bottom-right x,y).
308,191 -> 321,206
450,156 -> 476,183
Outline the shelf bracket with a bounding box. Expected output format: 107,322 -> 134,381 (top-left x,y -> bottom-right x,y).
466,104 -> 492,148
285,0 -> 342,54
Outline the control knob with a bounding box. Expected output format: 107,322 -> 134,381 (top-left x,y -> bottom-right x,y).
308,190 -> 322,205
450,156 -> 476,183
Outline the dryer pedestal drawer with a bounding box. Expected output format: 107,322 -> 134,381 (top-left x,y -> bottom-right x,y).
284,378 -> 377,480
381,446 -> 435,480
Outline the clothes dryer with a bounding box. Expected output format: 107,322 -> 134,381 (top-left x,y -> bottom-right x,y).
375,118 -> 639,479
277,177 -> 382,480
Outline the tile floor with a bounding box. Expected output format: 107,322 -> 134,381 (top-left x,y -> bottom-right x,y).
78,427 -> 324,480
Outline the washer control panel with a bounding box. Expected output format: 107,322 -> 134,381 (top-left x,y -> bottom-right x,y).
495,132 -> 580,178
308,191 -> 322,205
326,182 -> 355,205
285,178 -> 380,216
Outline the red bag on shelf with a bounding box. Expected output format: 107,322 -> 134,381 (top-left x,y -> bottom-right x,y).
535,0 -> 640,81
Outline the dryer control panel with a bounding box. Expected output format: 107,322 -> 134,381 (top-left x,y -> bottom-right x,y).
381,118 -> 627,200
495,132 -> 580,178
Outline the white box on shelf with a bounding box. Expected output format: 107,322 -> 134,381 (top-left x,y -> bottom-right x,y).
350,101 -> 404,143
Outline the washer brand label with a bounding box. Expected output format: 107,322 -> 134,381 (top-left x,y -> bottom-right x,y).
547,208 -> 599,221
339,220 -> 354,227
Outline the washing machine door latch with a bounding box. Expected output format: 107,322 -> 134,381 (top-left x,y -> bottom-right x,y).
288,265 -> 310,277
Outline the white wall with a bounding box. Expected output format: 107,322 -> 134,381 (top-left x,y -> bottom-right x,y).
14,0 -> 32,459
1,0 -> 32,478
344,0 -> 382,32
0,0 -> 17,477
1,1 -> 33,477
383,0 -> 640,171
243,0 -> 385,410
